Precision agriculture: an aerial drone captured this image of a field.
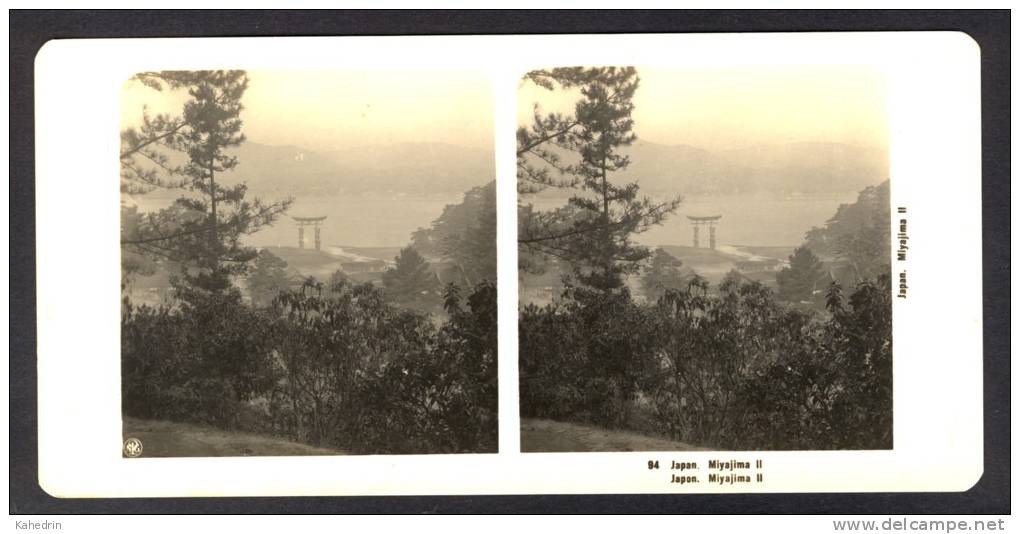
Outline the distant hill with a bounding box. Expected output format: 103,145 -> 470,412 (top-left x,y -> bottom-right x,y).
715,142 -> 889,196
526,140 -> 888,197
228,141 -> 494,197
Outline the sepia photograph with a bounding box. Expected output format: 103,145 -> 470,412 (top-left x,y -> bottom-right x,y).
517,66 -> 892,452
28,29 -> 990,500
118,69 -> 498,456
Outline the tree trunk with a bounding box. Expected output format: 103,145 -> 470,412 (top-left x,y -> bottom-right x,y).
208,158 -> 218,268
600,152 -> 612,278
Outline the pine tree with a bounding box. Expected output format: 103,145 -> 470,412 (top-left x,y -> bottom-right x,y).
641,248 -> 694,302
120,71 -> 211,194
247,249 -> 290,307
120,70 -> 292,298
382,247 -> 439,306
516,67 -> 681,292
777,246 -> 826,303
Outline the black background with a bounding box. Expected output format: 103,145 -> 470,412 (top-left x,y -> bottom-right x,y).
9,9 -> 1010,514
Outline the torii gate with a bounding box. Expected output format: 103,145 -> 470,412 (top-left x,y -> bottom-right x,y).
687,215 -> 722,249
293,216 -> 327,250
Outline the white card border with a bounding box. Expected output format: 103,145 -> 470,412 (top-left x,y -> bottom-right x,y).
34,32 -> 983,497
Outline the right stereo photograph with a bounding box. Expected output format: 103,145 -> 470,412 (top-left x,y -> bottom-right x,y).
516,66 -> 892,452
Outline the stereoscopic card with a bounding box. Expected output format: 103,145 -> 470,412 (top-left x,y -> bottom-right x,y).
34,32 -> 983,497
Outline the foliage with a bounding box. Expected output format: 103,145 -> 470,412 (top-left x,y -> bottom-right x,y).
357,282 -> 498,453
120,72 -> 499,456
804,180 -> 890,283
410,181 -> 497,286
776,246 -> 827,303
516,67 -> 681,291
120,71 -> 219,194
120,70 -> 291,299
122,278 -> 499,454
326,269 -> 350,289
640,248 -> 694,302
821,275 -> 893,448
516,203 -> 580,275
515,78 -> 891,448
382,246 -> 441,309
520,283 -> 656,427
273,278 -> 499,453
519,274 -> 893,450
120,205 -> 159,282
645,277 -> 814,446
121,290 -> 277,427
736,275 -> 893,449
516,68 -> 590,194
270,278 -> 427,449
444,186 -> 497,286
247,249 -> 291,307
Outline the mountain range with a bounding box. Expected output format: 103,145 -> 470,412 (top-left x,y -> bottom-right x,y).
177,139 -> 886,200
588,140 -> 889,197
226,141 -> 495,198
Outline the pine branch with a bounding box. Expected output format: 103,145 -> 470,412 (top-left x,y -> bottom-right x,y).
119,119 -> 188,160
516,120 -> 580,156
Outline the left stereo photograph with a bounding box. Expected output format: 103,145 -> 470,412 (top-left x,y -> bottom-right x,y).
119,70 -> 497,457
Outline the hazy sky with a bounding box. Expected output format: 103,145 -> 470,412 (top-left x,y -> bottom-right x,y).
121,70 -> 494,152
517,65 -> 888,151
121,65 -> 886,154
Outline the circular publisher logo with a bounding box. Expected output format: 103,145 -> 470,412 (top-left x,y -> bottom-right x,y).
123,437 -> 143,458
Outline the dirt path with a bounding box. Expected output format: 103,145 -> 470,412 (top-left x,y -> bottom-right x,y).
122,418 -> 343,458
520,418 -> 705,453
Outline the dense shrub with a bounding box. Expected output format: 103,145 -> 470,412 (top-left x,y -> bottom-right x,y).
121,277 -> 498,454
518,274 -> 893,450
520,284 -> 656,426
737,276 -> 892,449
121,286 -> 276,426
643,276 -> 808,447
352,282 -> 498,453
